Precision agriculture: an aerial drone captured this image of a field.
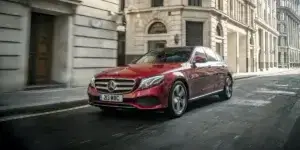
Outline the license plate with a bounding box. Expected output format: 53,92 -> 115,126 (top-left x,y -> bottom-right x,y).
100,94 -> 123,102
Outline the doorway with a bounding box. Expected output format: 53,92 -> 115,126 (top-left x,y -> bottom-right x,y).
117,32 -> 126,66
28,12 -> 54,85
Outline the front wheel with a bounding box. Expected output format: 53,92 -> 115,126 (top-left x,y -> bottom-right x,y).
219,76 -> 233,100
167,81 -> 188,118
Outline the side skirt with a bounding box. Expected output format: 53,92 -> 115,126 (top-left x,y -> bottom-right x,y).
189,89 -> 223,101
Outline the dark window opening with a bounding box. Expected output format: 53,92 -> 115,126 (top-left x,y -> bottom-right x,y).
120,0 -> 125,11
148,22 -> 167,34
152,0 -> 164,7
188,0 -> 202,6
186,21 -> 203,46
216,25 -> 222,36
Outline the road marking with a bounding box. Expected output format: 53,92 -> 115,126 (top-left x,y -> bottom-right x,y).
255,89 -> 296,96
0,105 -> 89,122
267,95 -> 277,100
227,99 -> 271,107
275,84 -> 289,87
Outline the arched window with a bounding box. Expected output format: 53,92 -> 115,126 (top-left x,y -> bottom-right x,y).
216,24 -> 222,36
148,22 -> 167,34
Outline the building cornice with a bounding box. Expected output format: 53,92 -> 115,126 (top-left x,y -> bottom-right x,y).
5,0 -> 82,5
255,18 -> 279,36
126,6 -> 256,32
278,6 -> 300,23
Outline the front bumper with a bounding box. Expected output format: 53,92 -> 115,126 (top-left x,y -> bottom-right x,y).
87,84 -> 169,110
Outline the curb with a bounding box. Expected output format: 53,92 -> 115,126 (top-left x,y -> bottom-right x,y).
233,75 -> 258,80
0,99 -> 88,118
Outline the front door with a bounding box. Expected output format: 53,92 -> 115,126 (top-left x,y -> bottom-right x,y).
190,47 -> 210,98
28,12 -> 54,85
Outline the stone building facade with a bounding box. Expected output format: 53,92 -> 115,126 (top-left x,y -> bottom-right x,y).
0,0 -> 119,92
277,0 -> 300,68
255,0 -> 279,71
123,0 -> 272,73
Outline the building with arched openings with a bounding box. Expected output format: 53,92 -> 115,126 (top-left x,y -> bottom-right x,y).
122,0 -> 278,73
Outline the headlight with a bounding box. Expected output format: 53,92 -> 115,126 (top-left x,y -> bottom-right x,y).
90,77 -> 96,87
138,75 -> 164,90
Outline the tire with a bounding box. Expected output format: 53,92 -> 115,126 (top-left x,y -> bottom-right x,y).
167,81 -> 188,118
219,76 -> 233,100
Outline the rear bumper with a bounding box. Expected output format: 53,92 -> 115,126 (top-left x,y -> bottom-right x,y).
87,84 -> 169,110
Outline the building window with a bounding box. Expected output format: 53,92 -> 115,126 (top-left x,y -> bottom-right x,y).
188,0 -> 202,6
186,21 -> 203,46
120,0 -> 125,12
216,0 -> 222,10
148,22 -> 167,34
280,12 -> 285,21
216,24 -> 222,36
151,0 -> 164,7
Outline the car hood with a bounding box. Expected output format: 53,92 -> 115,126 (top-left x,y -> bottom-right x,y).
95,63 -> 183,79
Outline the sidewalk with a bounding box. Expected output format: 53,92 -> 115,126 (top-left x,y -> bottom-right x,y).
0,87 -> 88,117
233,68 -> 299,80
0,68 -> 299,118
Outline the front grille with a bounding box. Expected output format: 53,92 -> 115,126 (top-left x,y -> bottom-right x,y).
95,78 -> 136,94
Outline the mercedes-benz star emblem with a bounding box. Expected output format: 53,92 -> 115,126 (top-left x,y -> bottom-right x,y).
107,80 -> 116,92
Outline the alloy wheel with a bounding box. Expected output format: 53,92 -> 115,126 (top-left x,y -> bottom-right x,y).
225,77 -> 233,98
171,84 -> 187,115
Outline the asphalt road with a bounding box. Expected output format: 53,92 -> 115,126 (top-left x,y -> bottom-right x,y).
1,72 -> 300,150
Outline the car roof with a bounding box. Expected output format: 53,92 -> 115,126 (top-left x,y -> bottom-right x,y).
149,46 -> 211,52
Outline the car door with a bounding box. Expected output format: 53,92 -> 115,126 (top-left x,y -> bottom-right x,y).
213,51 -> 227,91
203,47 -> 219,93
189,47 -> 210,98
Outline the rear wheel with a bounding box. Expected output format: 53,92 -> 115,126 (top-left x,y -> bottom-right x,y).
219,76 -> 233,100
167,81 -> 188,118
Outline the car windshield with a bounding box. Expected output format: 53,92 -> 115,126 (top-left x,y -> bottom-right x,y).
133,48 -> 193,64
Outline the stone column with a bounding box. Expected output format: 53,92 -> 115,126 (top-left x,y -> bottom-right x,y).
260,30 -> 266,71
236,32 -> 240,73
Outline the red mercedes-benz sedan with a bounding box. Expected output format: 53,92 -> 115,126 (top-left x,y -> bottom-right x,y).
87,46 -> 233,117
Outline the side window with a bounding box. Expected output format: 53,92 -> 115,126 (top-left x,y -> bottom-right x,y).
194,47 -> 207,60
213,51 -> 223,61
203,48 -> 218,61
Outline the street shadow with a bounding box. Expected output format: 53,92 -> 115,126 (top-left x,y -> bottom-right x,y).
95,95 -> 222,121
284,116 -> 300,150
0,122 -> 30,150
